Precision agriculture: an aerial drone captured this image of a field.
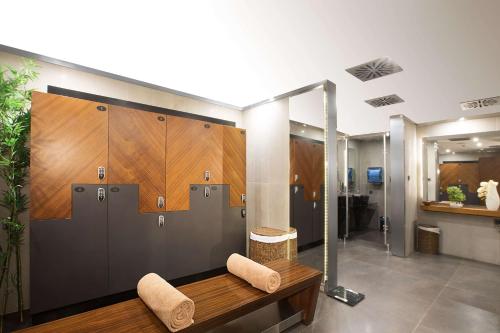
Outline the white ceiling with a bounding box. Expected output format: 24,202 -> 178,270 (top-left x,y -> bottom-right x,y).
1,0 -> 500,135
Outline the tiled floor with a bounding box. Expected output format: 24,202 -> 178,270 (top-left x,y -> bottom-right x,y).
289,238 -> 500,333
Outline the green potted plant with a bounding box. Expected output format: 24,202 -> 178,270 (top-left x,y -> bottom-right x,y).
447,186 -> 466,208
0,59 -> 37,330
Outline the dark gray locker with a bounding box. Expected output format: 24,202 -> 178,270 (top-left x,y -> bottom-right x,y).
292,185 -> 313,247
108,185 -> 168,294
312,186 -> 325,243
30,184 -> 108,314
165,185 -> 245,280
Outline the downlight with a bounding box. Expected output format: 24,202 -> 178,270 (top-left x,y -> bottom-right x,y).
346,57 -> 403,82
365,94 -> 404,108
460,96 -> 499,111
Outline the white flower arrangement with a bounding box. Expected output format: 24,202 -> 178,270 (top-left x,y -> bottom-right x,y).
477,180 -> 493,200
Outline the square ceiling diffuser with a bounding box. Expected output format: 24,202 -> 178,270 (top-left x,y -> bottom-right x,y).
365,94 -> 404,108
346,57 -> 403,82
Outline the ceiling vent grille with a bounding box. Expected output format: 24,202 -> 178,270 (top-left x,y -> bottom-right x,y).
448,137 -> 470,142
460,96 -> 500,111
365,94 -> 404,108
346,57 -> 403,82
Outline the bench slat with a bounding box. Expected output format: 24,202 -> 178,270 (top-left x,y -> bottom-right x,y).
17,260 -> 322,333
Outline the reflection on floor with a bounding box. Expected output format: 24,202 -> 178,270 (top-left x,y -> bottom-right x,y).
291,239 -> 500,333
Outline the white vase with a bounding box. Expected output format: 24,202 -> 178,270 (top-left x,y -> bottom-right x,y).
486,181 -> 500,211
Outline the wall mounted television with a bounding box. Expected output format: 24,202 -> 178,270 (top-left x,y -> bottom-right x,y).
367,167 -> 383,184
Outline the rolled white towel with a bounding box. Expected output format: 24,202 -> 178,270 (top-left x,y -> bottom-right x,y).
227,253 -> 281,293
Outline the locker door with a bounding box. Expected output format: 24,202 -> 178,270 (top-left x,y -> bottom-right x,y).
223,126 -> 246,207
292,185 -> 313,247
108,106 -> 166,213
292,139 -> 315,201
30,92 -> 108,220
108,185 -> 167,294
166,116 -> 223,211
312,142 -> 325,201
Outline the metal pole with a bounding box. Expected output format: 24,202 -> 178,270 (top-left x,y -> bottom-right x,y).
344,137 -> 349,241
383,133 -> 388,250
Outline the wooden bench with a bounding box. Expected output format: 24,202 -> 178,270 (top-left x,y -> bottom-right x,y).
17,260 -> 322,332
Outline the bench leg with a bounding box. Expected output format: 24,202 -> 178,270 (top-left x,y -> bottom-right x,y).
286,281 -> 321,325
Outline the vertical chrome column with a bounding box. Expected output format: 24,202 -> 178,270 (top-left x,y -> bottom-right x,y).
383,133 -> 389,250
389,116 -> 406,257
344,137 -> 349,241
324,81 -> 338,291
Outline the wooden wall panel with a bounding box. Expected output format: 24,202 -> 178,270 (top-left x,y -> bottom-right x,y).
311,143 -> 324,200
223,126 -> 246,207
439,162 -> 479,193
108,106 -> 166,213
30,92 -> 108,220
478,156 -> 500,184
166,116 -> 223,211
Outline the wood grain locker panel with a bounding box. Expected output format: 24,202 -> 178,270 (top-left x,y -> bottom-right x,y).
294,139 -> 315,201
479,157 -> 500,185
290,139 -> 296,184
311,143 -> 324,201
166,116 -> 223,211
223,126 -> 246,207
108,106 -> 166,213
30,92 -> 108,220
439,162 -> 479,193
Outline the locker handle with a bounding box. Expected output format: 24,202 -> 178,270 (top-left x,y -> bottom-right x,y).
294,186 -> 299,194
158,215 -> 165,228
294,174 -> 299,182
97,188 -> 105,202
204,170 -> 210,182
241,194 -> 246,203
313,191 -> 317,198
204,186 -> 211,198
157,196 -> 165,209
313,202 -> 317,209
98,166 -> 105,180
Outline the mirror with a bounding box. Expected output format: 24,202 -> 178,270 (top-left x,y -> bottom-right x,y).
424,131 -> 500,205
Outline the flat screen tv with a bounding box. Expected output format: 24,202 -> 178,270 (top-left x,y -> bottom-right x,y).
367,167 -> 383,184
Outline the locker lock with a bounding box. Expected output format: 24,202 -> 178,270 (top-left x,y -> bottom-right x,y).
294,186 -> 299,194
313,202 -> 317,209
157,196 -> 165,209
158,215 -> 165,228
98,166 -> 105,180
241,194 -> 246,203
97,188 -> 105,202
204,170 -> 211,182
313,191 -> 317,198
294,174 -> 299,182
204,186 -> 211,198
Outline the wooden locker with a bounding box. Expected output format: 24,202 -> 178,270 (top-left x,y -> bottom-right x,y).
108,106 -> 166,213
293,139 -> 315,200
166,116 -> 223,211
311,143 -> 325,201
223,126 -> 246,207
30,92 -> 108,220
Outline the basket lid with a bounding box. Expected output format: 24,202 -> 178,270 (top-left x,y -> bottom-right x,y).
252,227 -> 288,237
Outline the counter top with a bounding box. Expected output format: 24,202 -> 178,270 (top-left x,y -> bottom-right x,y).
421,203 -> 500,218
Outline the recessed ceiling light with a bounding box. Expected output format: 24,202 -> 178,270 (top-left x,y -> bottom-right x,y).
472,137 -> 479,142
301,130 -> 305,133
458,117 -> 465,122
452,152 -> 456,155
446,149 -> 451,153
302,124 -> 307,127
385,132 -> 390,137
477,142 -> 483,147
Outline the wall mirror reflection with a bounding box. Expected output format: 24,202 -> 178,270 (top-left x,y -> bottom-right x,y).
339,133 -> 390,249
423,131 -> 500,211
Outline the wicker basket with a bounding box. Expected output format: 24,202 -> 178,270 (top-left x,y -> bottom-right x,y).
249,227 -> 297,264
417,224 -> 440,254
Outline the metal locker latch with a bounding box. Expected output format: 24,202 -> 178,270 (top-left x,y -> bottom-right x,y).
294,186 -> 299,194
157,196 -> 165,209
204,170 -> 211,182
98,166 -> 105,180
294,174 -> 299,182
313,191 -> 317,198
204,186 -> 211,198
158,215 -> 165,228
241,194 -> 246,203
97,188 -> 105,202
313,202 -> 317,209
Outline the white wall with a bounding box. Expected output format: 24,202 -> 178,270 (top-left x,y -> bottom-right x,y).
417,117 -> 500,264
289,88 -> 324,129
0,51 -> 245,313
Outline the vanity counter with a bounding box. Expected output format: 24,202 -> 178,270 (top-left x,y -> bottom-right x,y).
421,203 -> 500,218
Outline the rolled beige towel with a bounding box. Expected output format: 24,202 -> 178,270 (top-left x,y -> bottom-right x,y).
137,273 -> 195,332
227,253 -> 281,293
